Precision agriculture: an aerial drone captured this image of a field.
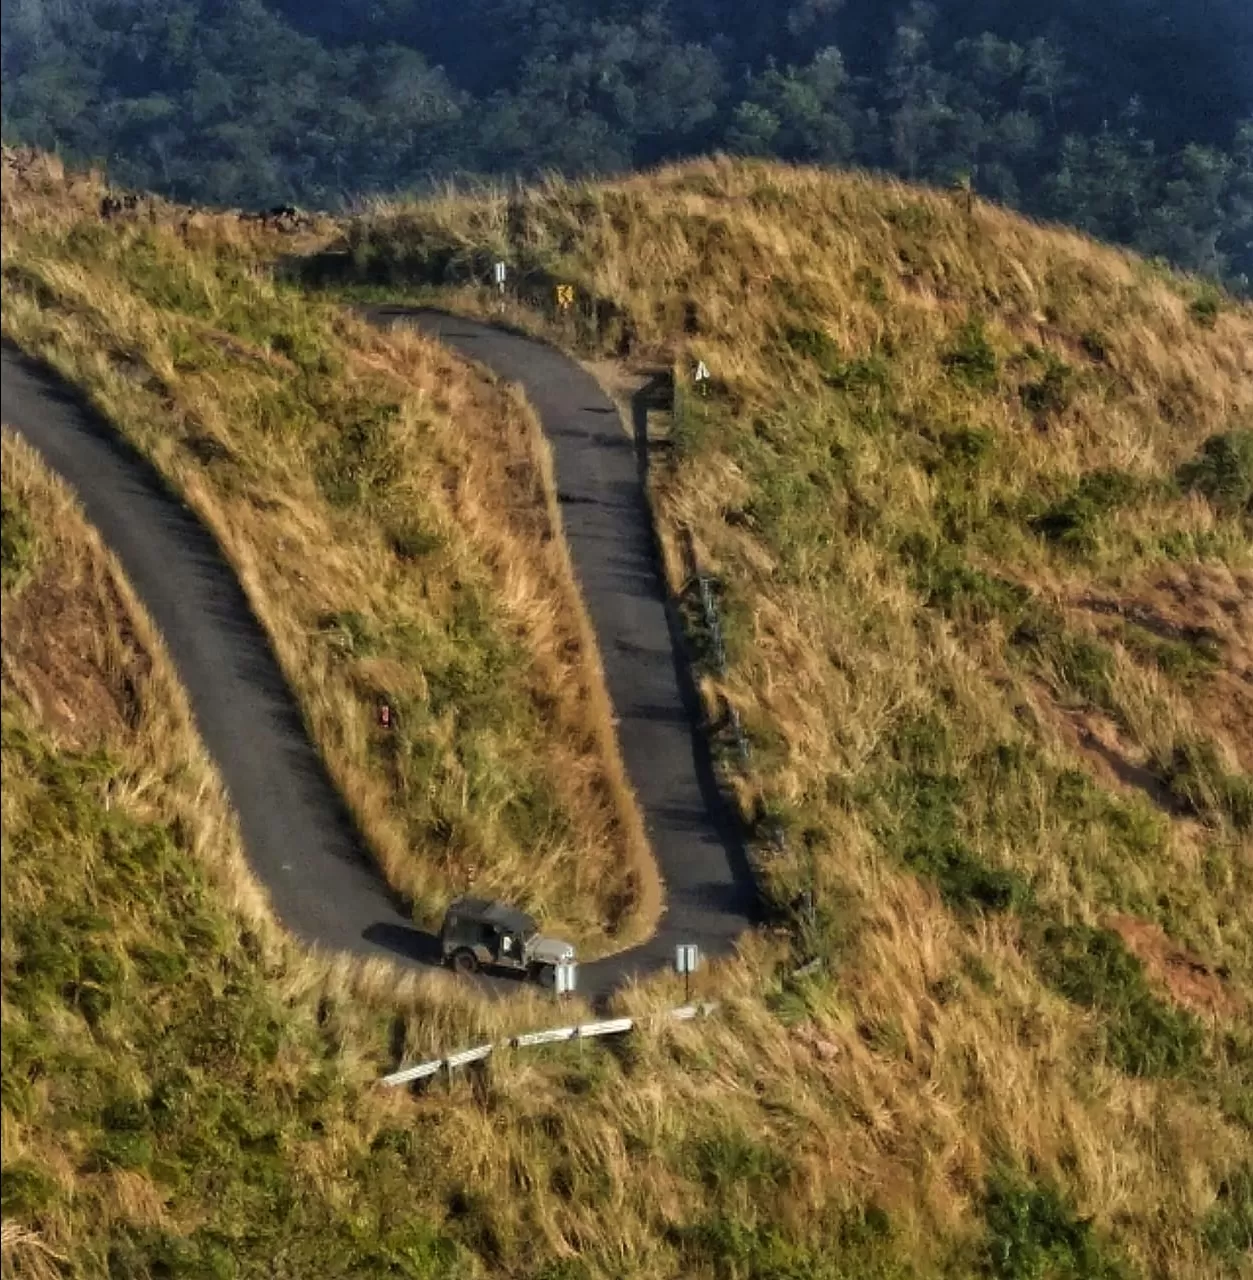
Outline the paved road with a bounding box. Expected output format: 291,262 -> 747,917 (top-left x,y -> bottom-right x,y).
374,311 -> 758,991
2,318 -> 756,999
2,342 -> 417,966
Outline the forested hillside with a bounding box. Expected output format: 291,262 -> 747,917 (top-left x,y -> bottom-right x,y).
3,0 -> 1251,290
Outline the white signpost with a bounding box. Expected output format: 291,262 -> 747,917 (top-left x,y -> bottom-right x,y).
675,943 -> 700,1002
553,960 -> 578,997
694,360 -> 711,395
493,260 -> 507,292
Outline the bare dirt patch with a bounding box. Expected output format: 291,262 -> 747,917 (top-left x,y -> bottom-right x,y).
1080,562 -> 1250,654
1077,562 -> 1253,771
1105,913 -> 1243,1018
1027,680 -> 1182,815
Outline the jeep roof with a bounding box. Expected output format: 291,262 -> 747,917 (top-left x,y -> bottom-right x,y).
443,896 -> 537,938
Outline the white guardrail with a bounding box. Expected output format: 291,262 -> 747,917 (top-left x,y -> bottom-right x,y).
381,1003 -> 718,1087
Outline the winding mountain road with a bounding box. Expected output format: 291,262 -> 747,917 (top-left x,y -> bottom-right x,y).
1,314 -> 756,999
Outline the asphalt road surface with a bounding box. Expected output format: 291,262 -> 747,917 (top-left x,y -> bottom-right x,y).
2,318 -> 757,1000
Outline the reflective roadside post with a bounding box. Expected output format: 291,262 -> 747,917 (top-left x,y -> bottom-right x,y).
554,960 -> 577,1000
553,960 -> 578,1055
493,261 -> 507,313
694,360 -> 711,397
675,943 -> 700,1005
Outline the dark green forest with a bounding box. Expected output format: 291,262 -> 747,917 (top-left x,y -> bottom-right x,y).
3,0 -> 1251,289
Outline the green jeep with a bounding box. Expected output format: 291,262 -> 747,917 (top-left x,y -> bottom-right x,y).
439,896 -> 575,986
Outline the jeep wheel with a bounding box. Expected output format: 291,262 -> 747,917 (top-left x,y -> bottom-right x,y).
451,948 -> 479,975
535,964 -> 556,989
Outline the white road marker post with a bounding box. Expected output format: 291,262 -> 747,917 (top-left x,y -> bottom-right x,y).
675,943 -> 700,1005
554,959 -> 578,1052
694,360 -> 711,397
554,960 -> 577,999
493,261 -> 507,312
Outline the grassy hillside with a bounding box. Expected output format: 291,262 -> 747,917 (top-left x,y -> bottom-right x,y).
1,433 -> 510,1274
3,149 -> 1252,1276
0,429 -> 1109,1280
1,433 -> 798,1278
321,156 -> 1253,1276
0,148 -> 657,955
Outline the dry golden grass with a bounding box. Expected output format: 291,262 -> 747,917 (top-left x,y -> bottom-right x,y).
351,157 -> 1253,959
0,152 -> 659,954
3,150 -> 1251,1277
329,155 -> 1253,1276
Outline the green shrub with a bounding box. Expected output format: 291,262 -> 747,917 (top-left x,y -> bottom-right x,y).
1120,623 -> 1220,687
901,537 -> 1030,626
1010,610 -> 1117,712
1176,429 -> 1253,515
87,1130 -> 155,1173
1188,289 -> 1223,329
317,609 -> 378,658
1049,769 -> 1165,864
940,426 -> 995,466
1201,1161 -> 1253,1265
387,518 -> 442,562
1,489 -> 38,593
785,325 -> 842,376
129,942 -> 191,984
1020,353 -> 1076,416
981,1168 -> 1130,1279
1079,329 -> 1110,362
269,324 -> 327,371
942,319 -> 999,389
1,1159 -> 59,1216
501,773 -> 572,848
766,967 -> 830,1027
854,266 -> 888,304
313,400 -> 404,507
1029,923 -> 1204,1077
908,838 -> 1025,913
1029,469 -> 1141,551
1049,634 -> 1117,710
688,1129 -> 791,1194
825,354 -> 893,394
672,385 -> 727,459
883,768 -> 1026,913
1155,738 -> 1253,831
